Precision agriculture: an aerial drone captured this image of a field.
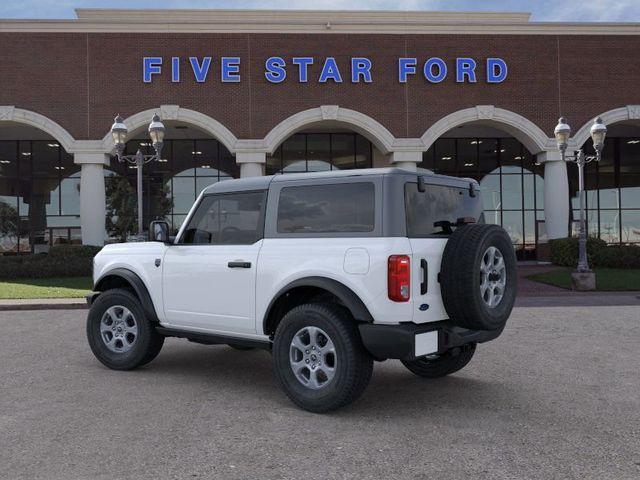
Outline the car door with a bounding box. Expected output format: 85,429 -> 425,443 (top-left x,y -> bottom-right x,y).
162,190 -> 266,334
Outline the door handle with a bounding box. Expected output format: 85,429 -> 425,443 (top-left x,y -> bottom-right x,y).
228,261 -> 251,268
420,259 -> 428,295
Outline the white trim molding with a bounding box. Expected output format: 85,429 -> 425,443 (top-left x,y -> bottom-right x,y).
0,106 -> 76,153
571,105 -> 640,149
100,105 -> 239,154
421,105 -> 553,154
263,106 -> 397,155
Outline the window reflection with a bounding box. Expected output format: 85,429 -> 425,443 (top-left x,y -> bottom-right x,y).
569,136 -> 640,245
267,133 -> 373,173
108,138 -> 239,238
0,140 -> 80,253
420,136 -> 543,258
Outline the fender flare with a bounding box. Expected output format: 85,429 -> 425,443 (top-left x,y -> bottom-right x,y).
93,268 -> 159,323
263,276 -> 374,335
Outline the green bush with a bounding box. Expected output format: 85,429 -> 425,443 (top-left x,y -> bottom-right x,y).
550,237 -> 640,269
593,245 -> 640,269
549,237 -> 607,267
0,245 -> 101,280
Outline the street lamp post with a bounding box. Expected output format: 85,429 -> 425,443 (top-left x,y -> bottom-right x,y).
554,116 -> 607,285
110,114 -> 166,237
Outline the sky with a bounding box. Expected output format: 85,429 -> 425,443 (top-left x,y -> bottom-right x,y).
1,0 -> 640,22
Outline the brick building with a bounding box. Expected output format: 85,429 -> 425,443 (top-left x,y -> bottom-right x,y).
1,9 -> 640,257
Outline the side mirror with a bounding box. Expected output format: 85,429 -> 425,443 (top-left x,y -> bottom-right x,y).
150,220 -> 170,243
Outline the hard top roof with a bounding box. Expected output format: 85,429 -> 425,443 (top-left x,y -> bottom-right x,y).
201,167 -> 476,194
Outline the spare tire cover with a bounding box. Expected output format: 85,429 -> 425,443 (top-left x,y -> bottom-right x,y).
440,224 -> 517,331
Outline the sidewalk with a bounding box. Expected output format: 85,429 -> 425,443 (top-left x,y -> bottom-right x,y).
1,266 -> 640,311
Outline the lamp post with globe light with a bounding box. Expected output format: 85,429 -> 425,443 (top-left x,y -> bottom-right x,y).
553,116 -> 607,288
110,114 -> 166,237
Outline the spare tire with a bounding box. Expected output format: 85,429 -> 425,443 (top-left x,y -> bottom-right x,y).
440,224 -> 517,331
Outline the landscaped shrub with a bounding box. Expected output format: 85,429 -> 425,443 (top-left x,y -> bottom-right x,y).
550,237 -> 640,268
593,245 -> 640,269
0,245 -> 101,280
549,237 -> 607,267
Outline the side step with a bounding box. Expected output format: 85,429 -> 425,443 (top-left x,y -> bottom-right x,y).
156,327 -> 272,351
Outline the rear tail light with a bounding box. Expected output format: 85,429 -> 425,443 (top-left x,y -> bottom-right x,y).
388,255 -> 410,302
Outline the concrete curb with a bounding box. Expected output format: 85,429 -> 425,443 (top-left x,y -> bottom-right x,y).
0,299 -> 88,311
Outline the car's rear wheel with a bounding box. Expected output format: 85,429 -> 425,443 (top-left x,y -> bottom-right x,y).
87,288 -> 164,370
273,303 -> 373,413
401,343 -> 476,378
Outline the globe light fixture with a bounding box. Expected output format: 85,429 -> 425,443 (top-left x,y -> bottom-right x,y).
554,117 -> 571,154
552,116 -> 607,289
110,113 -> 166,237
590,116 -> 607,154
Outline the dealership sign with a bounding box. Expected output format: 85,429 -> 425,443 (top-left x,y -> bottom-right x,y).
142,56 -> 507,84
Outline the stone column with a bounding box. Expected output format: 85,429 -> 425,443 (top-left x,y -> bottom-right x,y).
236,151 -> 266,178
75,152 -> 109,246
538,151 -> 569,240
389,150 -> 422,172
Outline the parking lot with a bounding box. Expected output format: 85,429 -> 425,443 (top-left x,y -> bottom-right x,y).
1,306 -> 639,480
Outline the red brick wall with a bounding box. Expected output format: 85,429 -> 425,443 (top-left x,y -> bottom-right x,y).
1,31 -> 639,142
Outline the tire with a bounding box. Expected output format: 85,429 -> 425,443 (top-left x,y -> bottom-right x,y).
440,224 -> 517,331
272,303 -> 373,413
86,288 -> 164,371
401,343 -> 476,378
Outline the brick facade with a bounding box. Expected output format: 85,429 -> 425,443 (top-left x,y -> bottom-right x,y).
1,31 -> 639,142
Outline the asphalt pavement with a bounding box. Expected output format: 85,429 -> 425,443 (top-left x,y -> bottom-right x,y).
1,306 -> 639,480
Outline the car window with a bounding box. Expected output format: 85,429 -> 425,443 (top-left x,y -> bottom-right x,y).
181,191 -> 266,244
277,183 -> 375,234
405,182 -> 483,237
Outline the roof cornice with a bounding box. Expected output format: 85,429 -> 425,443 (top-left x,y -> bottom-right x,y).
0,9 -> 638,35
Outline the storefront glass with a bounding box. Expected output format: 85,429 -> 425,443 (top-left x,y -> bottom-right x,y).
570,137 -> 640,244
0,140 -> 80,253
110,138 -> 239,237
419,137 -> 544,259
266,133 -> 373,174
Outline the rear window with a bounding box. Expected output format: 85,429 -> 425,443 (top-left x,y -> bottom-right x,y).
405,182 -> 482,237
277,183 -> 375,234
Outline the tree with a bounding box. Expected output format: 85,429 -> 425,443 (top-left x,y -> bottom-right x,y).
105,176 -> 137,242
105,175 -> 174,242
0,201 -> 20,249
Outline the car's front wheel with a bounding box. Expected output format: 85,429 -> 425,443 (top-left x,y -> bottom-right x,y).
273,303 -> 373,413
86,288 -> 164,370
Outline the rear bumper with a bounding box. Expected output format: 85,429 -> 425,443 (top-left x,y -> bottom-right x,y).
358,321 -> 504,361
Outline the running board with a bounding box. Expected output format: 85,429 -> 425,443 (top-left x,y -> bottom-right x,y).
155,327 -> 272,351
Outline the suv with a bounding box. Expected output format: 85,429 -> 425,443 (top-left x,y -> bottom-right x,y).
87,168 -> 516,412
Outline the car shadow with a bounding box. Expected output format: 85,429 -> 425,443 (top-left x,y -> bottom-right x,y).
115,340 -> 523,418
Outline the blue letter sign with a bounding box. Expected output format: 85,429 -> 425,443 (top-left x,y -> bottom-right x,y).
292,57 -> 313,82
487,58 -> 508,83
143,57 -> 162,83
398,58 -> 417,83
351,58 -> 372,83
319,57 -> 343,83
265,57 -> 287,83
221,57 -> 241,82
189,57 -> 212,83
143,55 -> 508,84
424,58 -> 447,83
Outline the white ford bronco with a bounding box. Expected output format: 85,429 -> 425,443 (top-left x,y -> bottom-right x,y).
87,168 -> 516,412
